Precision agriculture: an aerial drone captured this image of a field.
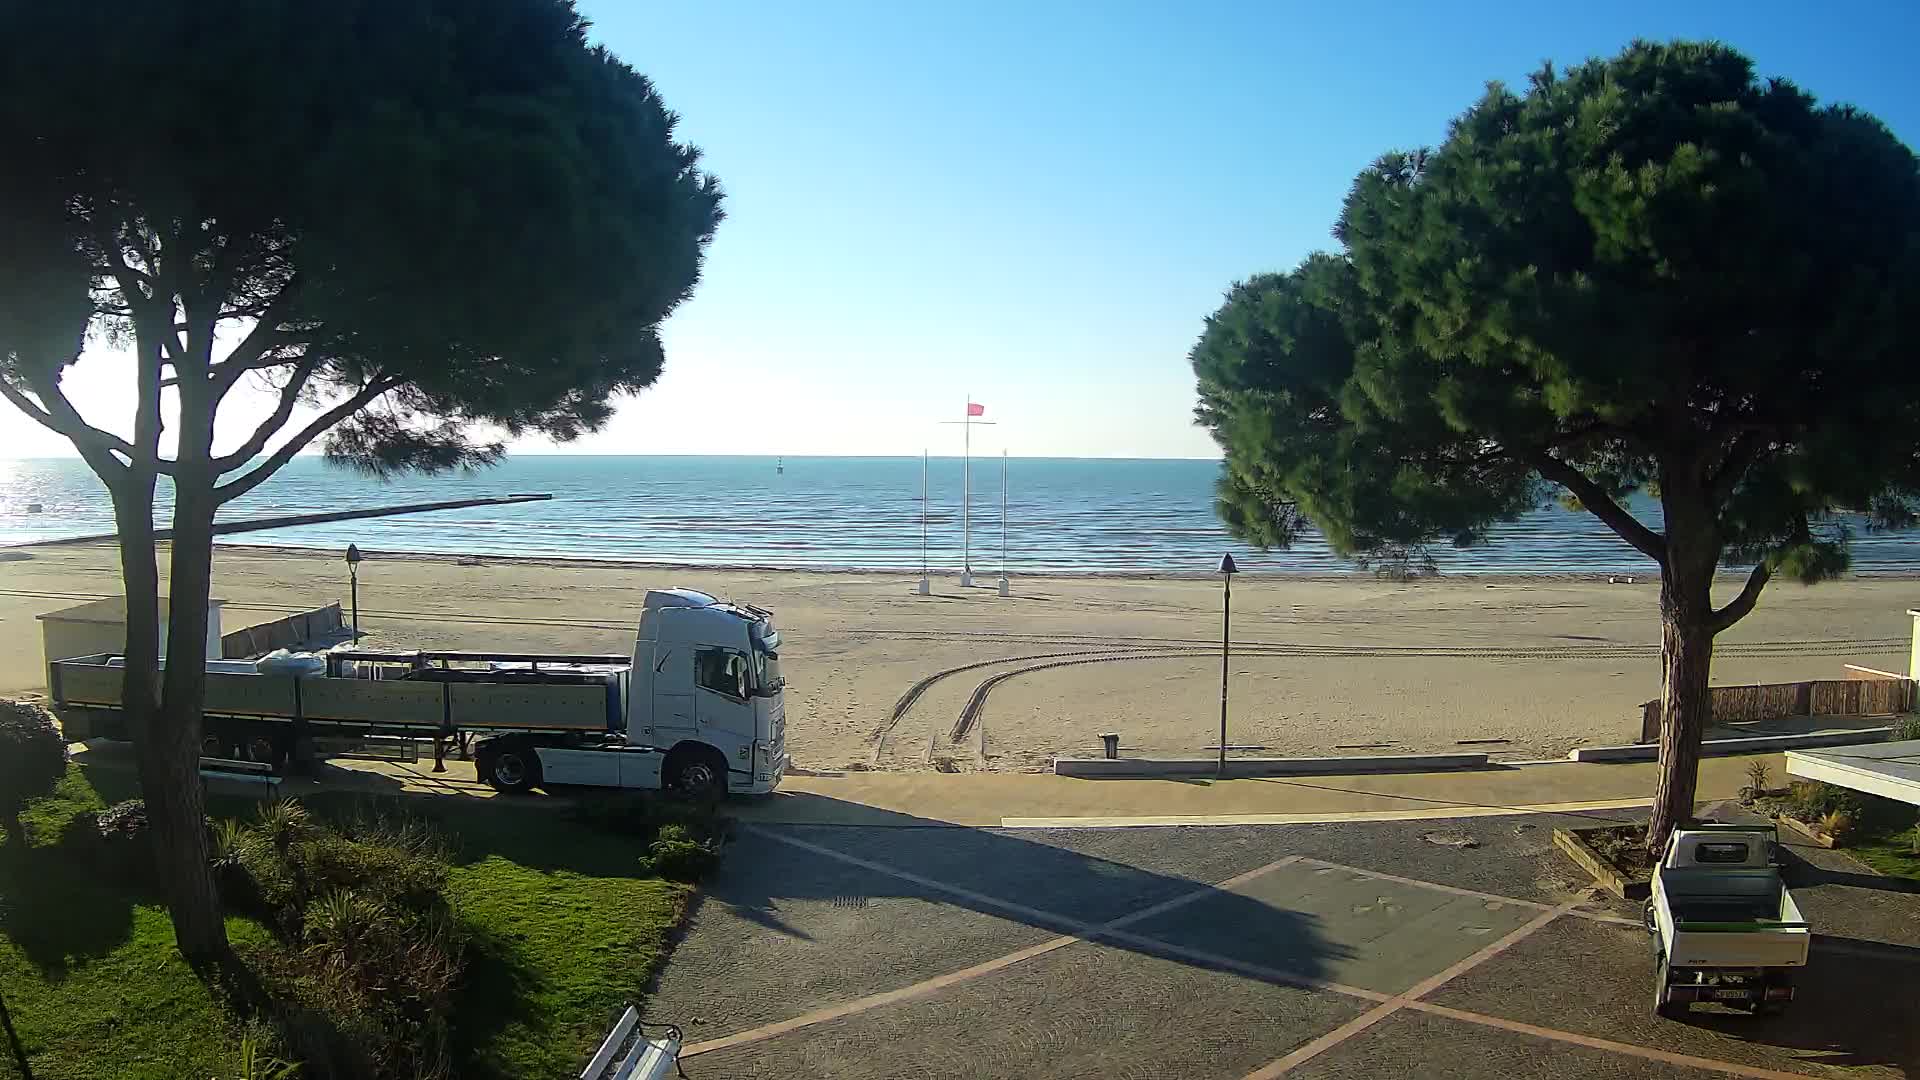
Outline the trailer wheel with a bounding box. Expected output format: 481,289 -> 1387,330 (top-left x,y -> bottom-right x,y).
244,731 -> 289,775
479,741 -> 543,795
664,745 -> 729,801
201,727 -> 236,759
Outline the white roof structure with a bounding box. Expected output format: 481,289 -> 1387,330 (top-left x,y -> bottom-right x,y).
1784,740 -> 1920,807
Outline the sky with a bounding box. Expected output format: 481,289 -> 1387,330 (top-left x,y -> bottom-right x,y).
6,1 -> 1919,461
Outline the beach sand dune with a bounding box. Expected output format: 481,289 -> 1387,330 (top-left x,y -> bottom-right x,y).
3,542 -> 1911,770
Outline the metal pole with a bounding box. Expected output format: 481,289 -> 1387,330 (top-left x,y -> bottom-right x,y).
962,399 -> 971,576
1000,450 -> 1008,572
350,565 -> 360,642
1218,574 -> 1230,777
921,449 -> 929,575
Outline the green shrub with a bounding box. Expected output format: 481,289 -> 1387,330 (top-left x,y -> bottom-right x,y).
644,824 -> 723,882
645,838 -> 718,882
230,802 -> 466,1080
1894,713 -> 1920,742
94,798 -> 155,884
254,799 -> 314,856
564,790 -> 731,846
1785,781 -> 1865,821
0,698 -> 68,843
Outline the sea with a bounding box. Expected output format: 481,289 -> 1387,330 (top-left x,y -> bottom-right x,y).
4,455 -> 1920,575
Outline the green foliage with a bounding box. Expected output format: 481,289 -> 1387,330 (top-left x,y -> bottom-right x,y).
1784,780 -> 1866,822
235,1027 -> 303,1080
1744,758 -> 1771,794
0,0 -> 724,478
1193,41 -> 1920,597
563,790 -> 732,846
1894,713 -> 1920,742
219,802 -> 465,1079
644,824 -> 722,882
0,699 -> 67,840
4,772 -> 699,1080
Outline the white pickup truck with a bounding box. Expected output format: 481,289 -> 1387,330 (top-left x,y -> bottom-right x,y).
1644,824 -> 1808,1017
50,588 -> 787,799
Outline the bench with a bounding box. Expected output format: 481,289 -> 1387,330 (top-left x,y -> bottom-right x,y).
198,756 -> 282,788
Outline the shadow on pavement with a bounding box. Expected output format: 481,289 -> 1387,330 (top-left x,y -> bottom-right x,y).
1671,939 -> 1920,1070
711,791 -> 1353,989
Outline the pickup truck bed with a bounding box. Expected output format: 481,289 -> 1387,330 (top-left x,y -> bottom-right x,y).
1647,827 -> 1808,1017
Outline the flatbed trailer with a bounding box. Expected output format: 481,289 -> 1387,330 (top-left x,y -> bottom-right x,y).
50,588 -> 787,797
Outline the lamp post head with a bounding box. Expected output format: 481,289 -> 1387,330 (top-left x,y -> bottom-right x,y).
346,544 -> 362,567
1216,552 -> 1238,576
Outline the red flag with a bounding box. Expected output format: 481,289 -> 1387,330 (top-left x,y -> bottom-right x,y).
967,402 -> 985,417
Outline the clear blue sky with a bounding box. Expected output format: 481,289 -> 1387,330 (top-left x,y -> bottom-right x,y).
7,1 -> 1917,460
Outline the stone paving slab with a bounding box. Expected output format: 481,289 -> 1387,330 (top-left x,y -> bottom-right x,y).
648,832 -> 1067,1041
770,823 -> 1241,925
1288,1009 -> 1732,1080
1124,860 -> 1540,994
1000,811 -> 1646,912
1427,916 -> 1920,1078
1779,840 -> 1920,949
681,938 -> 1371,1080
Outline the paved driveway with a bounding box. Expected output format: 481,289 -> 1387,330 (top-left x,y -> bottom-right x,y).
647,809 -> 1920,1079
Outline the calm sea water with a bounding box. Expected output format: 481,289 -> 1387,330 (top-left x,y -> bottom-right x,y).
4,455 -> 1919,574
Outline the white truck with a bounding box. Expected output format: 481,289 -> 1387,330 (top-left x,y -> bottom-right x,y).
1644,824 -> 1808,1017
49,588 -> 787,798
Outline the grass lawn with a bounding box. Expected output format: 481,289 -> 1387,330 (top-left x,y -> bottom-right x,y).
1,763 -> 693,1079
1846,830 -> 1920,881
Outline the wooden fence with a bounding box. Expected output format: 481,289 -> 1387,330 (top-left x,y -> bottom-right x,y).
220,602 -> 344,659
1638,667 -> 1913,742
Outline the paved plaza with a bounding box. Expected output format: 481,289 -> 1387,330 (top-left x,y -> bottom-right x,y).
649,807 -> 1920,1079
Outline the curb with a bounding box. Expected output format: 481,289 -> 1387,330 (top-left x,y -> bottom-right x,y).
1052,752 -> 1490,779
1552,826 -> 1651,900
1774,813 -> 1840,849
1568,727 -> 1891,763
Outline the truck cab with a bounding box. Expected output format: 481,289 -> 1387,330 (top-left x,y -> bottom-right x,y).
626,589 -> 787,795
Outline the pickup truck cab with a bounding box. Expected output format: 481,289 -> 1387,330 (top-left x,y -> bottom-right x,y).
1644,824 -> 1808,1017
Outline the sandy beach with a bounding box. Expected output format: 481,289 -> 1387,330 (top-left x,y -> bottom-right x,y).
3,541 -> 1914,770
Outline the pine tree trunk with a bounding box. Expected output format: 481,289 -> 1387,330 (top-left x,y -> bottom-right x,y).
151,459 -> 231,966
1646,522 -> 1718,854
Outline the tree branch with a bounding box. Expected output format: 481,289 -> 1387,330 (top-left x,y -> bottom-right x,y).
1708,429 -> 1766,504
209,273 -> 303,397
210,354 -> 322,473
0,371 -> 145,467
214,376 -> 401,503
1525,450 -> 1668,561
1707,562 -> 1771,634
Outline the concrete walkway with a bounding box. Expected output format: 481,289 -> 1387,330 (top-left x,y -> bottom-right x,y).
743,754 -> 1774,828
71,741 -> 1778,830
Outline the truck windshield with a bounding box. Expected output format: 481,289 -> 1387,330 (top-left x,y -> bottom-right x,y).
751,645 -> 784,696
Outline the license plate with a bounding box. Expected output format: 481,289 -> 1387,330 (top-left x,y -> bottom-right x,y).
1709,988 -> 1754,1001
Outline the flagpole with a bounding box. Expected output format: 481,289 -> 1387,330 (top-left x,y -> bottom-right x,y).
997,449 -> 1011,597
916,449 -> 930,595
962,396 -> 973,587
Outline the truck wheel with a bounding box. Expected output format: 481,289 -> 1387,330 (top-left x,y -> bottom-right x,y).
664,746 -> 729,801
479,742 -> 543,795
1652,953 -> 1683,1019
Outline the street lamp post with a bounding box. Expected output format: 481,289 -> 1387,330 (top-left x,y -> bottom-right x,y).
345,544 -> 362,642
1216,552 -> 1237,778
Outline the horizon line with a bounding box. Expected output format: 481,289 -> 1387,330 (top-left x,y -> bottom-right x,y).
2,451 -> 1227,463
